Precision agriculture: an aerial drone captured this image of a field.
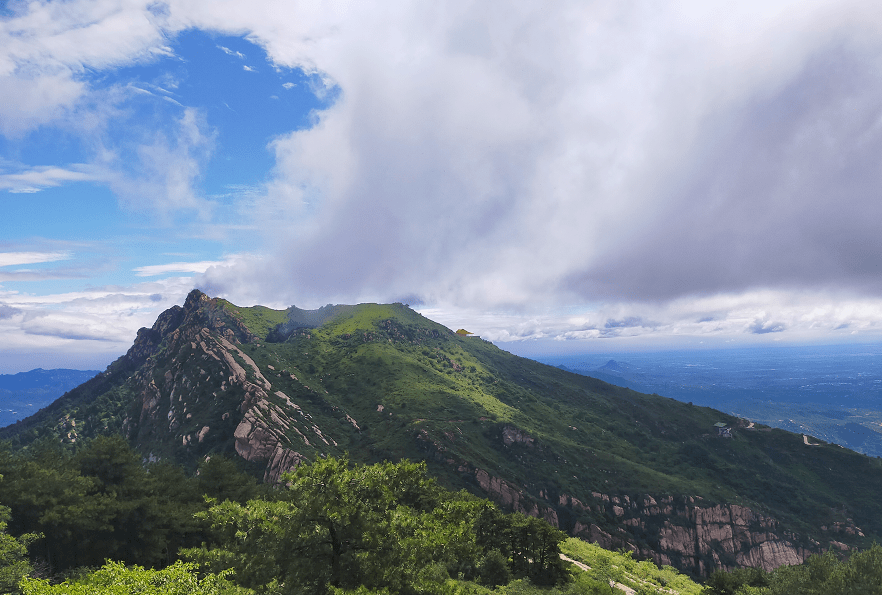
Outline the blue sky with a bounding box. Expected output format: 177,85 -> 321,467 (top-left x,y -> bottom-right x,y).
2,0 -> 882,373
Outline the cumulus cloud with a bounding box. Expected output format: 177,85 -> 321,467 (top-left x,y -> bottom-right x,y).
0,277 -> 196,372
5,0 -> 882,354
574,44 -> 882,300
180,0 -> 882,321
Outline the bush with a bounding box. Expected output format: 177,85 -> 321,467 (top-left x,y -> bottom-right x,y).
479,550 -> 511,587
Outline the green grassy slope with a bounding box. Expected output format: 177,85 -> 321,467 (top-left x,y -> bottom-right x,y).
561,538 -> 703,595
225,300 -> 882,545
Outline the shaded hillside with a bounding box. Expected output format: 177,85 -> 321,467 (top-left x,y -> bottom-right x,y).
4,290 -> 882,576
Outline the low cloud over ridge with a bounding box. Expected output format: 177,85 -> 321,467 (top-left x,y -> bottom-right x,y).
193,1 -> 882,315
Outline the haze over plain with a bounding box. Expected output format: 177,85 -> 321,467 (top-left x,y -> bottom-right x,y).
2,0 -> 882,372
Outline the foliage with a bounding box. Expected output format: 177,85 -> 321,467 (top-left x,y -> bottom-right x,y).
19,560 -> 251,595
560,539 -> 702,595
0,436 -> 209,572
186,456 -> 569,595
0,503 -> 37,595
196,456 -> 265,503
700,545 -> 882,595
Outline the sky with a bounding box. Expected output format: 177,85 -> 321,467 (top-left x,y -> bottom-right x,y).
2,0 -> 882,373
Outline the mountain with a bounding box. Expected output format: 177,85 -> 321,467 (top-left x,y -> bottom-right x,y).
0,368 -> 100,428
3,290 -> 881,576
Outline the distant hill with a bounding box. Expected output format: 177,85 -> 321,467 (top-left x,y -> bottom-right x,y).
3,290 -> 882,576
0,368 -> 100,428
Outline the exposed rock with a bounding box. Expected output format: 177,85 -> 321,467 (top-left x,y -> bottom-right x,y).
502,425 -> 534,447
264,446 -> 306,484
567,493 -> 813,574
474,468 -> 559,527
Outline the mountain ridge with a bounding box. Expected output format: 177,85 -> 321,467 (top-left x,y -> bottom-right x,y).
3,289 -> 881,576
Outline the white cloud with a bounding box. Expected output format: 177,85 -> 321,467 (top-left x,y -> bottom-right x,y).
4,0 -> 882,362
0,0 -> 168,136
415,290 -> 882,349
0,276 -> 197,372
134,259 -> 232,277
175,0 -> 882,319
103,107 -> 217,220
0,252 -> 72,267
0,164 -> 100,193
217,45 -> 245,59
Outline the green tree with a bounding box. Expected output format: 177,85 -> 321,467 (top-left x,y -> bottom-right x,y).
474,502 -> 569,585
477,550 -> 510,587
0,504 -> 38,595
702,567 -> 768,595
0,436 -> 204,571
188,457 -> 488,595
196,456 -> 263,503
20,560 -> 251,595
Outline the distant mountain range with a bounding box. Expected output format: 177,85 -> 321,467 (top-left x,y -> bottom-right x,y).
0,368 -> 100,428
3,290 -> 881,577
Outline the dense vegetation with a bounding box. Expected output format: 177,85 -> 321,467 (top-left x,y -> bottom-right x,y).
0,435 -> 704,594
701,545 -> 882,595
4,435 -> 882,594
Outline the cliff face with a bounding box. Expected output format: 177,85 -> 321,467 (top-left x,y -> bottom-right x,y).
568,494 -> 811,574
470,467 -> 843,574
118,291 -> 324,482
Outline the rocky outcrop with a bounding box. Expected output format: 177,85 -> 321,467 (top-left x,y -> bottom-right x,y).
233,389 -> 332,483
502,425 -> 535,447
563,492 -> 818,574
474,468 -> 559,527
117,289 -> 328,483
466,468 -> 827,576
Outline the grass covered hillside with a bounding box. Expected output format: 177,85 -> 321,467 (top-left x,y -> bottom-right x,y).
3,290 -> 882,575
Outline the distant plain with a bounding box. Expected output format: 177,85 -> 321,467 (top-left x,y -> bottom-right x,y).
536,343 -> 882,456
0,369 -> 100,428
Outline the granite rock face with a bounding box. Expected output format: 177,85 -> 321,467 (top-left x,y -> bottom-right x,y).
118,290 -> 320,483
555,490 -> 856,574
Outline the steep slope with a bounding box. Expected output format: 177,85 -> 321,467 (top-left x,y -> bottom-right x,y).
3,290 -> 881,576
